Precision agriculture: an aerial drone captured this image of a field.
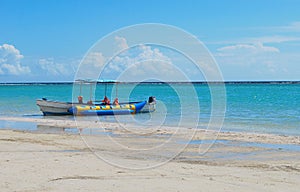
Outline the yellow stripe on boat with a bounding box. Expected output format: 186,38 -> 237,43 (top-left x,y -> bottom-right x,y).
75,104 -> 135,111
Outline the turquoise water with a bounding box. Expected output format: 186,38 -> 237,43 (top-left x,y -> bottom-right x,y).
0,83 -> 299,136
224,83 -> 300,135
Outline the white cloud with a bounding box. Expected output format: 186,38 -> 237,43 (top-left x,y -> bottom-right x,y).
39,58 -> 71,76
204,22 -> 300,80
208,35 -> 300,45
206,21 -> 300,51
215,43 -> 280,71
77,51 -> 106,79
0,44 -> 30,75
82,52 -> 106,68
114,36 -> 129,51
271,21 -> 300,32
78,36 -> 183,81
217,42 -> 279,55
216,42 -> 279,70
102,43 -> 175,81
248,36 -> 300,44
215,42 -> 284,79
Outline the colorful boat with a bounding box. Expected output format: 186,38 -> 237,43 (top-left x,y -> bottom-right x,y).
36,79 -> 156,116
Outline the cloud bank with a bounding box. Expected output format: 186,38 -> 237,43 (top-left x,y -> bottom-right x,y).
0,44 -> 30,75
217,42 -> 279,57
79,36 -> 191,82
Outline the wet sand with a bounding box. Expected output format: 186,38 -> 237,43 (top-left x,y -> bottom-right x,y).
0,116 -> 299,191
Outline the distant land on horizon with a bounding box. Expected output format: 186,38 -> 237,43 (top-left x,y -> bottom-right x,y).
1,81 -> 300,85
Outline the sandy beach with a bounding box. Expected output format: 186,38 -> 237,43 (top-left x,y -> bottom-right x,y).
0,116 -> 299,192
2,0 -> 300,191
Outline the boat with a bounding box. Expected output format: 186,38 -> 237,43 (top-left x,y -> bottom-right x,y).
36,99 -> 73,115
36,80 -> 156,116
36,98 -> 155,116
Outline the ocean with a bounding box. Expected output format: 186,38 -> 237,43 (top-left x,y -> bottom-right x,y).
0,82 -> 299,136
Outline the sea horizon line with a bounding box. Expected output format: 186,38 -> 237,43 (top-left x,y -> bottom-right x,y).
1,80 -> 300,85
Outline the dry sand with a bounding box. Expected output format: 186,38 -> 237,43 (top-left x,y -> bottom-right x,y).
0,116 -> 299,192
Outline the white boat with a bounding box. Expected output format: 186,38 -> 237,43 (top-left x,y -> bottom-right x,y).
36,99 -> 73,115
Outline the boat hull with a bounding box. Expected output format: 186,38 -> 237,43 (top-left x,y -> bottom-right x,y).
68,101 -> 147,116
36,99 -> 73,115
140,102 -> 156,113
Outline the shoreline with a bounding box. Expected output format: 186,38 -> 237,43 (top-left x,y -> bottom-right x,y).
0,116 -> 299,191
0,116 -> 299,145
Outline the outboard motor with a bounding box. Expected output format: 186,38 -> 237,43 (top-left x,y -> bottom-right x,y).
148,96 -> 156,104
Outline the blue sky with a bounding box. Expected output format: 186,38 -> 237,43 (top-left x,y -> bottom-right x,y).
0,0 -> 300,82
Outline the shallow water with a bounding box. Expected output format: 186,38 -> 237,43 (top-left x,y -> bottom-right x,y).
0,82 -> 299,136
188,139 -> 300,152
